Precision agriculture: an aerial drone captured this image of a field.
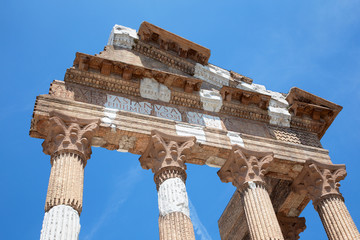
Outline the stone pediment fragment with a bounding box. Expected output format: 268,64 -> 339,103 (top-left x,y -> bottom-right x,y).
138,21 -> 210,65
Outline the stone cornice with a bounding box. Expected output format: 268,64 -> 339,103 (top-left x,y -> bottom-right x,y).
133,40 -> 195,75
138,21 -> 210,65
42,110 -> 99,161
139,130 -> 196,174
73,52 -> 202,93
220,86 -> 271,110
286,87 -> 342,138
230,70 -> 253,84
292,159 -> 346,207
217,145 -> 274,188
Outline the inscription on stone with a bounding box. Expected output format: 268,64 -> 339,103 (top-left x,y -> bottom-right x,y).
187,112 -> 223,130
154,105 -> 182,121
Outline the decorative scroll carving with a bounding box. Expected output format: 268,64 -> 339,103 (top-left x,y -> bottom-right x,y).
220,86 -> 271,110
73,52 -> 202,93
138,21 -> 210,65
277,215 -> 306,240
230,70 -> 253,84
217,145 -> 274,188
139,130 -> 196,175
292,159 -> 346,206
42,111 -> 99,161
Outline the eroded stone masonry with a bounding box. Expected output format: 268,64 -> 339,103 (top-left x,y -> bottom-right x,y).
30,21 -> 359,240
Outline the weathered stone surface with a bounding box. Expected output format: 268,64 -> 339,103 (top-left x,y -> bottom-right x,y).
30,21 -> 355,240
277,215 -> 306,240
218,147 -> 284,240
292,159 -> 360,240
138,21 -> 210,65
40,205 -> 80,240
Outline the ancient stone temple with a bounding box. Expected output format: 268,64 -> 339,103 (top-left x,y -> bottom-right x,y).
30,21 -> 360,240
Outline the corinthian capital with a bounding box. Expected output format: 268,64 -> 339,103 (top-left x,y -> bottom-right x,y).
139,130 -> 196,174
218,145 -> 274,188
42,111 -> 100,161
292,159 -> 346,203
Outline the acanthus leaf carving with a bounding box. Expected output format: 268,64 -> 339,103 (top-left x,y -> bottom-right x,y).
217,145 -> 274,188
139,130 -> 196,175
42,111 -> 100,162
292,159 -> 346,204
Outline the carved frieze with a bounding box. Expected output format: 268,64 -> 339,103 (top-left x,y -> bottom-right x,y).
269,126 -> 322,148
73,52 -> 202,93
133,40 -> 195,75
292,159 -> 347,206
138,21 -> 210,65
217,145 -> 274,188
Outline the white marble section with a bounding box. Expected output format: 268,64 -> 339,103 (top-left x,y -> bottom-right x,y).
194,63 -> 230,87
175,123 -> 206,143
40,205 -> 80,240
200,89 -> 223,112
236,82 -> 291,127
107,24 -> 138,49
140,78 -> 171,102
158,178 -> 190,217
227,131 -> 245,147
187,112 -> 223,130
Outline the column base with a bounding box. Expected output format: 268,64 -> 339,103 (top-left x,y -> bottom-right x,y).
40,205 -> 80,240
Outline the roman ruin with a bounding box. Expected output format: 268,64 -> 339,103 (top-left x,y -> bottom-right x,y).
30,21 -> 360,240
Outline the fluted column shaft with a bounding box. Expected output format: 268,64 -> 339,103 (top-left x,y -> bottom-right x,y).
39,111 -> 99,240
157,168 -> 195,240
292,159 -> 360,240
241,182 -> 284,240
139,130 -> 196,240
316,195 -> 360,240
45,152 -> 85,213
218,145 -> 284,240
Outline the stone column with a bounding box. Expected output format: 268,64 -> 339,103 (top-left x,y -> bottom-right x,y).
139,130 -> 196,240
277,214 -> 306,240
218,145 -> 284,240
292,159 -> 360,240
40,111 -> 99,240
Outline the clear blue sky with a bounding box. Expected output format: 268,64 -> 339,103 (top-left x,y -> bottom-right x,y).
1,1 -> 360,239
